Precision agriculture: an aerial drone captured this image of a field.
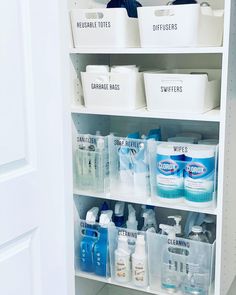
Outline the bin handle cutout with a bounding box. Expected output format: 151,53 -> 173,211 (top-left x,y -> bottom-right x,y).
85,12 -> 104,20
154,9 -> 175,17
168,246 -> 190,256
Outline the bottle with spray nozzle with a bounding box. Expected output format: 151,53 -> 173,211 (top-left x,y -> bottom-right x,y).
93,210 -> 113,277
168,215 -> 183,237
126,204 -> 138,230
115,233 -> 131,283
142,209 -> 157,232
132,234 -> 148,288
114,202 -> 125,227
79,207 -> 99,273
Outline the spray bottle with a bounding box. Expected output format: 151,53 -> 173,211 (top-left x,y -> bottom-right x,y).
79,207 -> 99,273
114,202 -> 125,227
93,210 -> 113,277
132,235 -> 148,288
115,234 -> 131,283
141,209 -> 157,232
126,204 -> 138,230
168,215 -> 183,237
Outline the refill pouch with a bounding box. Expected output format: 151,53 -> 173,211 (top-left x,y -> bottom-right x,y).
109,135 -> 150,201
74,134 -> 109,194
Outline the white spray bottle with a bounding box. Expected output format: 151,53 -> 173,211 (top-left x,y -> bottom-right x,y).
126,204 -> 138,230
115,234 -> 131,283
132,235 -> 148,288
142,209 -> 157,232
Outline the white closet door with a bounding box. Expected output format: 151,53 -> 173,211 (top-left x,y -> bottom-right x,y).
0,0 -> 72,295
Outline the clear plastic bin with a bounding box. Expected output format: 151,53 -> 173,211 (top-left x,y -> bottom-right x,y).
75,218 -> 110,278
108,135 -> 150,201
81,71 -> 146,111
137,4 -> 224,48
70,8 -> 140,48
147,232 -> 215,295
144,69 -> 221,114
148,140 -> 218,208
108,226 -> 149,288
74,134 -> 109,194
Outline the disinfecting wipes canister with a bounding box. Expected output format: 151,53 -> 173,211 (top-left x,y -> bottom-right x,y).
156,144 -> 185,203
184,146 -> 216,207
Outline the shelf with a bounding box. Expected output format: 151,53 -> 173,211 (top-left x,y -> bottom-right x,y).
76,271 -> 214,295
71,105 -> 221,122
70,47 -> 224,55
73,189 -> 218,215
75,271 -> 175,295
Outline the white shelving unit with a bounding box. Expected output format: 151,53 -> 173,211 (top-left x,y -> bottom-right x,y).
68,1 -> 236,295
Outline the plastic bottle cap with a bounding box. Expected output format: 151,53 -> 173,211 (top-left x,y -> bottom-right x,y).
203,215 -> 215,224
192,226 -> 203,234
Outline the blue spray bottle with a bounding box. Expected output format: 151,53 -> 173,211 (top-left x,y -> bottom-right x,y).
79,207 -> 99,273
93,210 -> 113,277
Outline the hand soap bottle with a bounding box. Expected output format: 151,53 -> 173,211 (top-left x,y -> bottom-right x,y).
132,235 -> 148,288
79,207 -> 99,273
93,210 -> 113,277
159,224 -> 179,293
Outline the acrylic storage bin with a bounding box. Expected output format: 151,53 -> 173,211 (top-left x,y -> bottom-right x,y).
74,217 -> 111,278
147,232 -> 215,294
109,226 -> 149,289
81,71 -> 146,110
148,140 -> 218,208
74,134 -> 109,194
70,8 -> 140,48
144,69 -> 221,114
137,4 -> 224,48
108,135 -> 150,201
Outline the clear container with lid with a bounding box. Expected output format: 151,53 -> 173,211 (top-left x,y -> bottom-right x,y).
188,226 -> 209,243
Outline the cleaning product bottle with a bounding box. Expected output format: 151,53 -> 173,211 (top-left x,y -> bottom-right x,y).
184,146 -> 216,207
114,202 -> 125,227
188,226 -> 209,243
107,0 -> 142,18
126,204 -> 138,230
93,210 -> 113,277
100,201 -> 109,214
141,209 -> 157,232
201,215 -> 216,243
147,128 -> 162,141
79,207 -> 99,273
172,0 -> 198,5
168,215 -> 183,237
156,143 -> 185,203
159,224 -> 179,293
132,235 -> 148,288
115,234 -> 131,283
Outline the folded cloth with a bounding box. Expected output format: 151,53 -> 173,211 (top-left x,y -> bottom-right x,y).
107,0 -> 142,18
